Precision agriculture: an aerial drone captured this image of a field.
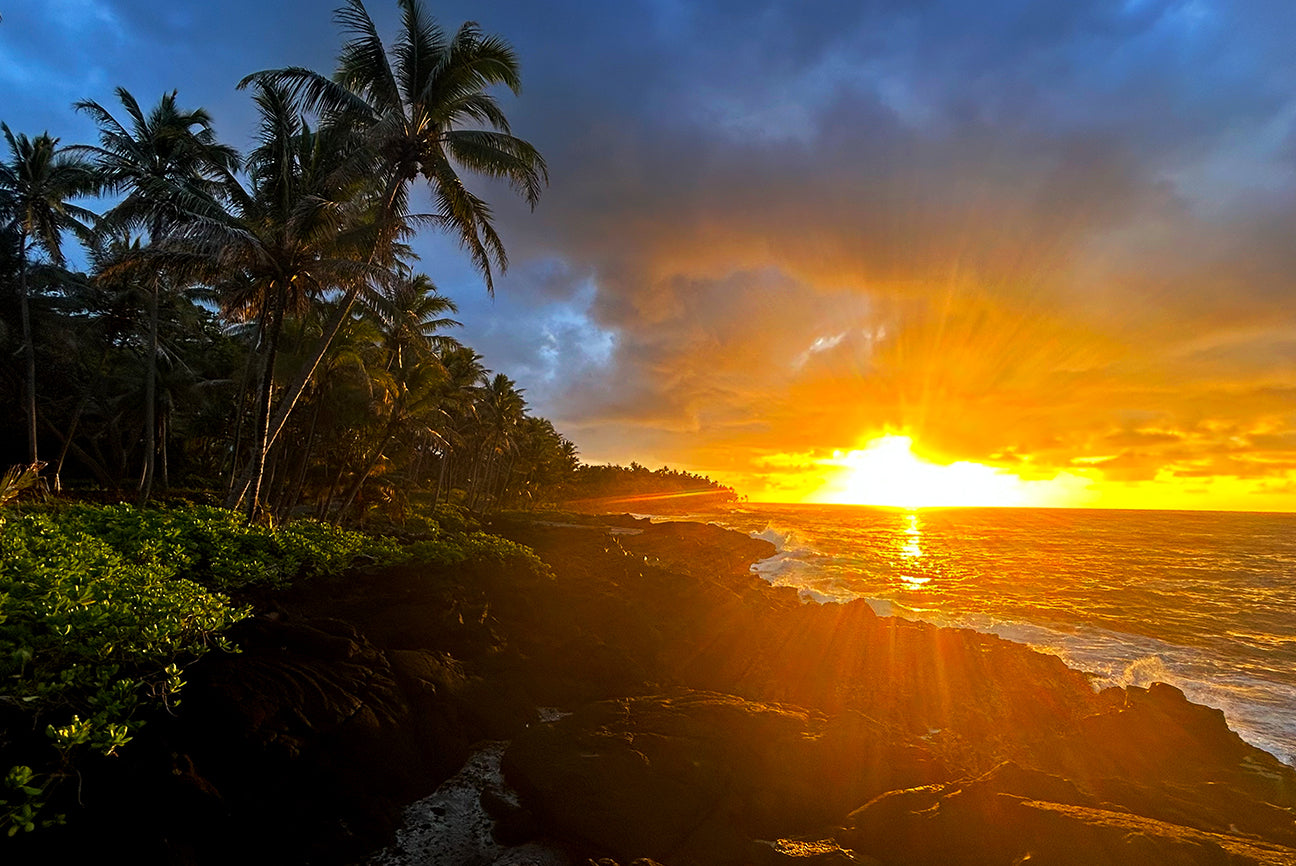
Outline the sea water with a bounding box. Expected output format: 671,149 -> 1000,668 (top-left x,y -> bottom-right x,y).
670,504 -> 1296,765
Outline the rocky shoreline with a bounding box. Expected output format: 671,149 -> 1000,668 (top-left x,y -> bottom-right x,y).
13,515 -> 1296,864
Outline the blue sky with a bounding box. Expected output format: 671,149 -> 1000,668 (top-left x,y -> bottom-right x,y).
5,1 -> 1296,503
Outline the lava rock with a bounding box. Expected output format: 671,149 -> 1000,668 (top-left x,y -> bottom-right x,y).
503,690 -> 945,865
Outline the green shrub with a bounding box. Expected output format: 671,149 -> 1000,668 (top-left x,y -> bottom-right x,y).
0,509 -> 249,835
426,503 -> 480,535
0,502 -> 544,835
12,504 -> 407,592
403,530 -> 551,576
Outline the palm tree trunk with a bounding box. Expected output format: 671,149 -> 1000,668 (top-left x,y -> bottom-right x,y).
18,239 -> 38,465
224,313 -> 267,492
336,415 -> 401,521
160,410 -> 169,490
433,451 -> 448,506
335,462 -> 377,523
264,446 -> 282,513
237,284 -> 287,520
499,452 -> 517,508
284,392 -> 324,517
42,414 -> 115,488
137,276 -> 160,504
53,345 -> 111,492
228,284 -> 362,509
319,441 -> 353,520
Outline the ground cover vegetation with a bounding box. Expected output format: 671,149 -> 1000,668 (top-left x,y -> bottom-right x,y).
0,499 -> 542,836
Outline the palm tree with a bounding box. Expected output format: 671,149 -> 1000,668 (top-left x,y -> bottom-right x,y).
176,82 -> 375,518
508,415 -> 578,508
73,88 -> 238,501
331,269 -> 462,518
0,126 -> 96,464
469,372 -> 525,510
426,343 -> 485,505
234,0 -> 548,501
47,235 -> 147,491
367,268 -> 460,371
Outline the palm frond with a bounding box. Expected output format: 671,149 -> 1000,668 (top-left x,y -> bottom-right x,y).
0,462 -> 47,505
442,128 -> 547,208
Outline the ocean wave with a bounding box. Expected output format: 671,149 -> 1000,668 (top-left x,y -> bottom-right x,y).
798,587 -> 850,604
749,526 -> 819,580
963,617 -> 1296,767
1225,630 -> 1296,650
863,597 -> 925,619
751,525 -> 795,550
705,503 -> 1296,766
796,583 -> 1294,767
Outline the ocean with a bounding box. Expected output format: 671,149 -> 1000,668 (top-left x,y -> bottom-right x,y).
667,504 -> 1296,765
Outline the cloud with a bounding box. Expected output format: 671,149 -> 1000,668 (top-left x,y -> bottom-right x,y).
7,0 -> 1296,501
464,0 -> 1296,497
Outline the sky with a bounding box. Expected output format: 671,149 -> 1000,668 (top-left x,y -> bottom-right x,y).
4,0 -> 1296,509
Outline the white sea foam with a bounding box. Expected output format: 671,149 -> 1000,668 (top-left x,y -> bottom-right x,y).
954,615 -> 1296,766
1115,655 -> 1174,688
798,587 -> 848,604
708,504 -> 1296,766
863,597 -> 925,619
752,526 -> 793,548
750,526 -> 824,586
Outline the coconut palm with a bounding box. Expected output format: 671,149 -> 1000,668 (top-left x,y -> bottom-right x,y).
237,0 -> 548,485
468,372 -> 525,509
329,270 -> 463,517
174,81 -> 376,517
47,235 -> 148,490
507,415 -> 578,508
366,268 -> 460,372
428,344 -> 486,505
73,88 -> 239,500
0,126 -> 96,464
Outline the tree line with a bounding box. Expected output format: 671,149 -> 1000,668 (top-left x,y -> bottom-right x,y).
0,0 -> 586,521
566,463 -> 737,507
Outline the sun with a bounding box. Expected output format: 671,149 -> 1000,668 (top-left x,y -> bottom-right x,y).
807,435 -> 1047,508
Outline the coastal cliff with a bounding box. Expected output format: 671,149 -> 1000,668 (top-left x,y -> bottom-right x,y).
13,515 -> 1296,865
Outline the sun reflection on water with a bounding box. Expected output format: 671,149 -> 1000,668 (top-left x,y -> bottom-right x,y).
900,512 -> 923,559
897,511 -> 932,589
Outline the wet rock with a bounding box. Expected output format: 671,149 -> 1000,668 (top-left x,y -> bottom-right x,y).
368,742 -> 576,866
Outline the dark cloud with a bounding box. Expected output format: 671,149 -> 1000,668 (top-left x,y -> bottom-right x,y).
5,0 -> 1296,500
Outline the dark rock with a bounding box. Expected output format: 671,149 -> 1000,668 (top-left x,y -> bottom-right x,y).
480,785 -> 517,819
491,806 -> 541,845
752,837 -> 877,864
616,520 -> 778,578
1036,682 -> 1296,843
503,691 -> 945,865
839,769 -> 1296,866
